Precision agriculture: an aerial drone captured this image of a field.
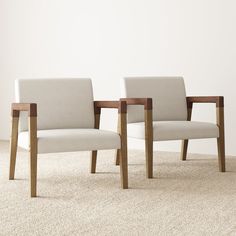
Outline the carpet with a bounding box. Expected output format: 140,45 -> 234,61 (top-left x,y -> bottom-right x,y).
0,141 -> 236,236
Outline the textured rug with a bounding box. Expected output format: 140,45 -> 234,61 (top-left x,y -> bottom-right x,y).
0,141 -> 236,236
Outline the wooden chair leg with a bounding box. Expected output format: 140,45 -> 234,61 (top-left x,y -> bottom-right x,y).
29,117 -> 37,197
216,106 -> 226,172
9,117 -> 19,180
30,149 -> 37,197
145,109 -> 153,178
119,148 -> 128,189
145,137 -> 153,178
115,150 -> 120,165
181,140 -> 188,161
90,151 -> 97,173
118,111 -> 128,189
217,137 -> 225,172
180,103 -> 192,162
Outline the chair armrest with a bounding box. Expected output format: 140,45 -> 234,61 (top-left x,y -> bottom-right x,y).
11,103 -> 37,117
93,100 -> 127,145
120,98 -> 152,110
186,96 -> 224,127
120,98 -> 153,150
186,96 -> 224,108
94,100 -> 127,114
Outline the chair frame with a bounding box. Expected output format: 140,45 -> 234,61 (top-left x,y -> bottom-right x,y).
9,100 -> 128,197
115,98 -> 153,178
116,96 -> 225,178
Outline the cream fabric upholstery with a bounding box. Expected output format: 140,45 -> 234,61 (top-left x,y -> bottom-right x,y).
18,129 -> 121,154
121,77 -> 187,123
128,121 -> 219,141
122,77 -> 218,142
15,79 -> 95,131
16,78 -> 121,154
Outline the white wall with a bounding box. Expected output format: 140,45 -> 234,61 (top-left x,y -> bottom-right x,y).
1,0 -> 236,155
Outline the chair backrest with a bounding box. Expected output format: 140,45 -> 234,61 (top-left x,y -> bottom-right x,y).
15,78 -> 95,131
121,77 -> 188,123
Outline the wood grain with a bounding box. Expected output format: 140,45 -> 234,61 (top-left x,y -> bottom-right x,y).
12,103 -> 37,117
121,98 -> 153,178
216,107 -> 226,172
10,102 -> 38,197
186,96 -> 225,171
118,113 -> 128,189
145,109 -> 153,178
29,116 -> 38,197
186,96 -> 224,107
9,117 -> 19,180
94,100 -> 127,114
120,98 -> 152,110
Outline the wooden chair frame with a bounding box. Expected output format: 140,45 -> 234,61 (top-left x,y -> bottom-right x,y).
115,98 -> 153,178
115,96 -> 225,178
9,100 -> 128,197
183,96 -> 225,172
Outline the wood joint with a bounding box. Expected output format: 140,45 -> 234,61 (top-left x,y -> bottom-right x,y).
11,103 -> 37,117
118,101 -> 127,114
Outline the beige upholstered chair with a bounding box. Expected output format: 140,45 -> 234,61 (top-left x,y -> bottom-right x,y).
9,79 -> 128,197
117,77 -> 225,178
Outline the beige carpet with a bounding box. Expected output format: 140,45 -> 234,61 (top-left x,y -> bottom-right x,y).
0,141 -> 236,236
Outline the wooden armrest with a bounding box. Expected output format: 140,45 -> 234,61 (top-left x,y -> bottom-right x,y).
186,96 -> 224,108
120,98 -> 152,110
94,100 -> 127,114
12,103 -> 37,117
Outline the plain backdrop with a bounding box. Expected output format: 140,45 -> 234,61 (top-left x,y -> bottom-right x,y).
0,0 -> 236,155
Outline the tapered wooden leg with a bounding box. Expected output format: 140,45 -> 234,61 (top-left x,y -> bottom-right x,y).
181,140 -> 188,161
119,148 -> 128,189
217,137 -> 225,172
91,112 -> 100,173
9,117 -> 19,180
145,109 -> 153,178
90,151 -> 97,173
145,137 -> 153,178
30,149 -> 37,197
118,113 -> 128,189
216,107 -> 225,172
29,117 -> 37,197
115,150 -> 120,165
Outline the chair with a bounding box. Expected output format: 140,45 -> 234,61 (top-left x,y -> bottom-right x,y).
9,78 -> 128,197
116,77 -> 225,178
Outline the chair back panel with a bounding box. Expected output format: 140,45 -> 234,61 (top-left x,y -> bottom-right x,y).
122,77 -> 187,123
15,78 -> 95,131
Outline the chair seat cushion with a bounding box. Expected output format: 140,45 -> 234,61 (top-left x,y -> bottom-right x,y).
18,129 -> 121,154
128,121 -> 219,141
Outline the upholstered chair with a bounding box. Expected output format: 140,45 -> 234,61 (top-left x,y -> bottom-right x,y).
9,79 -> 128,197
117,77 -> 225,178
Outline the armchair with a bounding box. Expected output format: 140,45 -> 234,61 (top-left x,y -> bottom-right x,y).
9,79 -> 128,197
118,77 -> 225,178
